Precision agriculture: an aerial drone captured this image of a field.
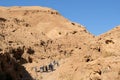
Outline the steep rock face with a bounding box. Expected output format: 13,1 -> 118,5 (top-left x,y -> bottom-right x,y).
0,6 -> 120,80
0,6 -> 95,80
0,6 -> 94,61
46,25 -> 120,80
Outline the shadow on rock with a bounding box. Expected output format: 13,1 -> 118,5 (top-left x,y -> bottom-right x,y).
0,52 -> 33,80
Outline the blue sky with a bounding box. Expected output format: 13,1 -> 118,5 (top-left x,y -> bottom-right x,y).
0,0 -> 120,35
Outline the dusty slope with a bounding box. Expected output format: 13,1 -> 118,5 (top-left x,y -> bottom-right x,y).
0,6 -> 94,80
0,6 -> 120,80
96,25 -> 120,56
53,26 -> 120,80
0,6 -> 94,61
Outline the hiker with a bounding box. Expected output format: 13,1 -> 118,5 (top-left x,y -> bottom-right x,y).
49,63 -> 54,71
53,60 -> 59,67
40,66 -> 44,72
45,65 -> 48,72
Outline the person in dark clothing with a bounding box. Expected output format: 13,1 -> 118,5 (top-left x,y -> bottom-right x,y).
49,63 -> 54,71
53,60 -> 59,67
40,66 -> 44,72
45,65 -> 48,72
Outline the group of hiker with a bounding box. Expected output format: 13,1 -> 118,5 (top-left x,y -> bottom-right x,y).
32,60 -> 59,73
40,60 -> 59,72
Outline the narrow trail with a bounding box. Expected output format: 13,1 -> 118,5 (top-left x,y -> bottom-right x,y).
40,71 -> 56,80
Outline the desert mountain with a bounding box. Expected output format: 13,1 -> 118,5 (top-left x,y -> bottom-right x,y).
0,6 -> 120,80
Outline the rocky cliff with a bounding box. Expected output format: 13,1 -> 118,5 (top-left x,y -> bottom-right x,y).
0,6 -> 120,80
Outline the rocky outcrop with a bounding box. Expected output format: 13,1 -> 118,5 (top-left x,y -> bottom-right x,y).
0,49 -> 33,80
0,6 -> 120,80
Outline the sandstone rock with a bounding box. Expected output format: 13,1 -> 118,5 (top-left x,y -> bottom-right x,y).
0,6 -> 120,80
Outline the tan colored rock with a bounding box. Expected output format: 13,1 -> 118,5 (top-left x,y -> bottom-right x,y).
0,6 -> 120,80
